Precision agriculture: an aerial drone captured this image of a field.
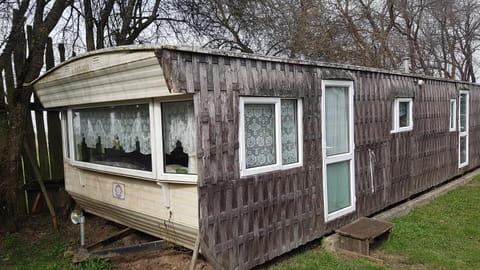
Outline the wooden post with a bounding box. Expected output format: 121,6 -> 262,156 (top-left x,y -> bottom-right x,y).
189,234 -> 201,270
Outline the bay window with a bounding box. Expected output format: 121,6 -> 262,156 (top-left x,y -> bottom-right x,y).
66,99 -> 198,182
72,104 -> 153,175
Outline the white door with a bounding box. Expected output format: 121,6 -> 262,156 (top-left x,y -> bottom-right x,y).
459,91 -> 469,168
322,80 -> 355,221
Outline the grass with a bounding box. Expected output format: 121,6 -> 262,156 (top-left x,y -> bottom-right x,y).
269,248 -> 383,270
2,175 -> 480,269
271,174 -> 480,270
0,215 -> 111,270
381,174 -> 480,269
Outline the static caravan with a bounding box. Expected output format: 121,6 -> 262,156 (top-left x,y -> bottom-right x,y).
32,45 -> 480,269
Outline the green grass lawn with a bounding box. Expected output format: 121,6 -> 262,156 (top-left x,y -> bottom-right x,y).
0,215 -> 111,270
269,248 -> 383,270
271,174 -> 480,270
381,175 -> 480,269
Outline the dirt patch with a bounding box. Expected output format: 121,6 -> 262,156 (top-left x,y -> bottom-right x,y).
111,249 -> 212,270
73,214 -> 213,269
6,213 -> 213,269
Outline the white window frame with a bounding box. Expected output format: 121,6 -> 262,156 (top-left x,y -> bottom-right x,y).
321,80 -> 355,222
449,99 -> 457,132
239,97 -> 303,177
391,98 -> 413,133
155,99 -> 198,183
61,111 -> 70,161
459,91 -> 469,168
67,102 -> 158,180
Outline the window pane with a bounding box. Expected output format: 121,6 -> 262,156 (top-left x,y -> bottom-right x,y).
327,161 -> 351,213
63,112 -> 70,159
73,104 -> 151,171
325,86 -> 349,156
450,100 -> 455,129
398,101 -> 410,128
460,136 -> 467,164
281,100 -> 298,165
162,101 -> 197,175
244,104 -> 276,168
460,94 -> 467,132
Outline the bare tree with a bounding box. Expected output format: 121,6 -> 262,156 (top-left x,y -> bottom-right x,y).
0,0 -> 72,222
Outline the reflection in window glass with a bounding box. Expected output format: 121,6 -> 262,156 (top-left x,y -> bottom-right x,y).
244,104 -> 276,169
460,136 -> 467,164
450,99 -> 456,130
162,101 -> 197,175
72,104 -> 151,171
399,101 -> 409,128
327,161 -> 351,214
460,94 -> 467,132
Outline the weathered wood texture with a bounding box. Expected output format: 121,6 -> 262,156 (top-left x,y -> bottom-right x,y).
156,48 -> 480,270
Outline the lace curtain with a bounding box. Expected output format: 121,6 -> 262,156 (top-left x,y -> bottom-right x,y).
73,104 -> 151,154
244,104 -> 276,168
162,101 -> 196,173
281,100 -> 298,164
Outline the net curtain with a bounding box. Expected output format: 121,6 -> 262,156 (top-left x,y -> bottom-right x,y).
161,101 -> 196,157
73,104 -> 151,154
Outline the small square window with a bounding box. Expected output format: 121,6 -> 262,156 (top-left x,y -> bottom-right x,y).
391,98 -> 413,133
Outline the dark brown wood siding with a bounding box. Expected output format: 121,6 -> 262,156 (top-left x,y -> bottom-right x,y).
156,48 -> 480,270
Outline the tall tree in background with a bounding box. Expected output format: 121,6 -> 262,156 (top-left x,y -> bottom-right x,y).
0,0 -> 72,221
83,0 -> 173,51
0,0 -> 179,226
172,0 -> 480,80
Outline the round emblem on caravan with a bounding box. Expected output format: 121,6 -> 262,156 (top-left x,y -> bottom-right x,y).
112,182 -> 125,200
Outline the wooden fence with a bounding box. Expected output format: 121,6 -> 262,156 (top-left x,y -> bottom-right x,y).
14,38 -> 68,215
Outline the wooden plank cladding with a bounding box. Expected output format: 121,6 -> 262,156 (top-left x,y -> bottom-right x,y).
155,47 -> 480,270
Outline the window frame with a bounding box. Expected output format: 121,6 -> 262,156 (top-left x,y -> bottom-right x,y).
67,101 -> 158,180
458,91 -> 469,168
155,99 -> 198,183
449,99 -> 457,132
391,97 -> 413,133
61,111 -> 70,161
321,80 -> 356,222
239,97 -> 303,177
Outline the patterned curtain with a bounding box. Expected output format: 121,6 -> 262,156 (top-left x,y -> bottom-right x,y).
281,100 -> 298,164
73,104 -> 151,155
244,104 -> 276,168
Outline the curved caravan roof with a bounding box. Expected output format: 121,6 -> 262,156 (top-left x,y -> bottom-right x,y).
32,45 -> 174,108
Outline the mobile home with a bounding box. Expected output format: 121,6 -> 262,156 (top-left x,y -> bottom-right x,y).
32,45 -> 480,269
